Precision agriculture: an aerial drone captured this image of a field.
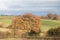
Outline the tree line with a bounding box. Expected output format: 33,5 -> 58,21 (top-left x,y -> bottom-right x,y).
41,13 -> 60,20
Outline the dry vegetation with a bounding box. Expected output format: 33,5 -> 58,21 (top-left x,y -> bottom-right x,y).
0,13 -> 60,39
47,27 -> 60,37
8,13 -> 41,36
41,13 -> 60,20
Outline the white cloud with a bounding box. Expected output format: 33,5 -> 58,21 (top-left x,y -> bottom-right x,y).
0,0 -> 60,15
0,2 -> 8,10
0,0 -> 25,10
0,0 -> 59,9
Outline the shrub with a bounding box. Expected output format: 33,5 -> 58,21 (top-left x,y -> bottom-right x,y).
28,30 -> 41,36
8,13 -> 41,36
47,27 -> 60,37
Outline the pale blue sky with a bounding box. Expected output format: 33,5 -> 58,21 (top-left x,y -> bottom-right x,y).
0,0 -> 60,16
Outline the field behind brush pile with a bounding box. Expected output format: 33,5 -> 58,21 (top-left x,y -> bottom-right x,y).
0,16 -> 60,40
0,16 -> 60,32
41,19 -> 60,31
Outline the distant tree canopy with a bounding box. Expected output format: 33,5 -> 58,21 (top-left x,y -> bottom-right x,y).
41,13 -> 60,20
47,13 -> 60,20
47,13 -> 54,19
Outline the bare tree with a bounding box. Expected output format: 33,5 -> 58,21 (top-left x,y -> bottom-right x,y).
47,13 -> 54,19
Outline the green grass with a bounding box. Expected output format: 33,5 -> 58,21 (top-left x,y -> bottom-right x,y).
41,19 -> 60,31
0,19 -> 12,24
0,17 -> 60,39
0,17 -> 60,32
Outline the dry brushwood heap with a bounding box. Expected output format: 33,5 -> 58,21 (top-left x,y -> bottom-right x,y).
9,13 -> 41,35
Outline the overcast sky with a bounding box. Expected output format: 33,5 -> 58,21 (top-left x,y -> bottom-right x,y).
0,0 -> 60,16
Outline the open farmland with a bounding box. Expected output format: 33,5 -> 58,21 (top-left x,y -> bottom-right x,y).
0,16 -> 14,25
0,16 -> 60,40
0,16 -> 60,31
41,19 -> 60,31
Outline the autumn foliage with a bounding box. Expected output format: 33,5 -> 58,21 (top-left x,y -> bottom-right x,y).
8,13 -> 41,35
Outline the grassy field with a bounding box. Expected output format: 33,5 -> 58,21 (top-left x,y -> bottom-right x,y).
0,16 -> 60,40
0,16 -> 60,31
41,19 -> 60,31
